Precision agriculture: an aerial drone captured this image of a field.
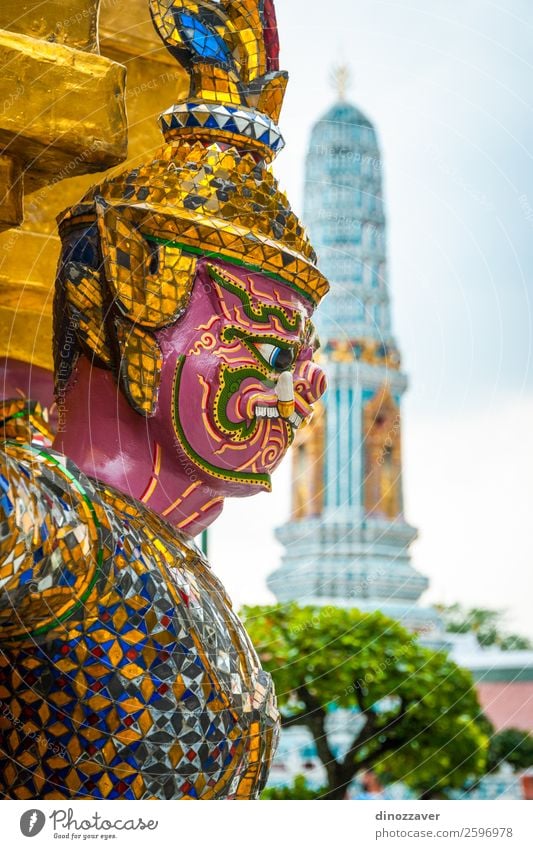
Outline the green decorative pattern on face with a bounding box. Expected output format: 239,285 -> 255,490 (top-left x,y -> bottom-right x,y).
221,327 -> 299,374
215,364 -> 270,442
172,357 -> 273,490
207,264 -> 303,333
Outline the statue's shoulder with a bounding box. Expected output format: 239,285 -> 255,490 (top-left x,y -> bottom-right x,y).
0,440 -> 112,641
96,479 -> 234,608
0,438 -> 233,643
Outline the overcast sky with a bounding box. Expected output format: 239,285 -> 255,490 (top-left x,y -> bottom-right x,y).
210,0 -> 533,638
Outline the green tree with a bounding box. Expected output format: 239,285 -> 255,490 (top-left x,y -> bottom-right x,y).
488,729 -> 533,773
243,603 -> 489,800
262,775 -> 324,800
436,604 -> 532,651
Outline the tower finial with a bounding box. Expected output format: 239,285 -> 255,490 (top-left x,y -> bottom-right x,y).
149,0 -> 288,161
330,65 -> 351,101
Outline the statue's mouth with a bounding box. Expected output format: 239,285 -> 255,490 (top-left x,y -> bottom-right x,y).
254,405 -> 304,431
241,370 -> 313,433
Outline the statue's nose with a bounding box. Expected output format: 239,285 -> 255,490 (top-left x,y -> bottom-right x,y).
294,360 -> 327,406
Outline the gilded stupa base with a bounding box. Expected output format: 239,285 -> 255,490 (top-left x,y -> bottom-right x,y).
0,155 -> 22,232
0,278 -> 53,370
0,27 -> 127,224
0,0 -> 128,374
0,1 -> 100,52
0,0 -> 184,375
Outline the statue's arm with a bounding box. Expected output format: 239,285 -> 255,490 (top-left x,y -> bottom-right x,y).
0,444 -> 107,641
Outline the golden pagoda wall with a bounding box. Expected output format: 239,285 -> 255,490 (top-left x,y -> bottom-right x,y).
363,386 -> 403,520
291,402 -> 326,520
0,1 -> 100,52
0,0 -> 188,370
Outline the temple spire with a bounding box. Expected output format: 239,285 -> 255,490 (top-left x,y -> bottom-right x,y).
268,84 -> 436,636
330,65 -> 351,101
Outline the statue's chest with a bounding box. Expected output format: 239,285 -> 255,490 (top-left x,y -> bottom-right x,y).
0,539 -> 259,798
0,498 -> 277,798
0,544 -> 242,720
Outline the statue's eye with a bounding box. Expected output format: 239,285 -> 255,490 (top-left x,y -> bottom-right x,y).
254,342 -> 296,372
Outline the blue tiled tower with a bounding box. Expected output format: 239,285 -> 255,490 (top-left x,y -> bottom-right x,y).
268,91 -> 436,632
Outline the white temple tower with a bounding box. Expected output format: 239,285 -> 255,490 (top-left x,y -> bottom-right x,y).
268,88 -> 438,633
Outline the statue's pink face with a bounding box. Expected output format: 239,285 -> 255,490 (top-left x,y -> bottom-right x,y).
149,259 -> 326,496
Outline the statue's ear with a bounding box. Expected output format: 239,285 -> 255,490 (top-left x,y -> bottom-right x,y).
95,199 -> 196,328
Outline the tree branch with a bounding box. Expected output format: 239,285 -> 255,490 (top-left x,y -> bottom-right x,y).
340,698 -> 411,783
353,734 -> 406,773
340,710 -> 377,776
280,711 -> 309,729
353,683 -> 367,713
296,685 -> 340,788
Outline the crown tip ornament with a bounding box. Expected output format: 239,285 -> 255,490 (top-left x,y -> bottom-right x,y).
150,0 -> 288,160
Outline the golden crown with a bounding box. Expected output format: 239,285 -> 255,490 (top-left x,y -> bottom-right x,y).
58,0 -> 329,308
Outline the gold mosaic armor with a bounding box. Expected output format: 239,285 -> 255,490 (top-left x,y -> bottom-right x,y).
0,438 -> 278,799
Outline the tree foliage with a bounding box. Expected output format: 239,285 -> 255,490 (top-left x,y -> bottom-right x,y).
243,603 -> 489,800
488,728 -> 533,773
436,604 -> 532,651
261,775 -> 324,800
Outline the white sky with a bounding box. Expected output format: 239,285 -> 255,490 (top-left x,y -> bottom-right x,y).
210,0 -> 533,638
